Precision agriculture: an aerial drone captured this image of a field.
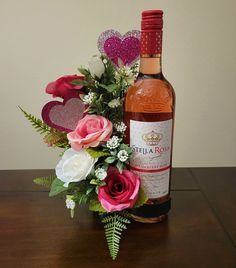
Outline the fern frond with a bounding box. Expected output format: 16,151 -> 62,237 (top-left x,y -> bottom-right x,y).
54,141 -> 70,149
101,212 -> 131,260
33,175 -> 57,188
19,106 -> 51,134
43,131 -> 68,147
19,107 -> 69,148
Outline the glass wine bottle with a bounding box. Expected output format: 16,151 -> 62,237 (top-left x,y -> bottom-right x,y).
124,10 -> 175,223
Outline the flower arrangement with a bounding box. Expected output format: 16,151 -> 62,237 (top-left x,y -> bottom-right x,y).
20,30 -> 146,260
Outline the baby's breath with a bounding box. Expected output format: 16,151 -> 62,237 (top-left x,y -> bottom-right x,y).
106,136 -> 120,149
117,150 -> 129,162
108,98 -> 121,108
66,198 -> 76,210
95,168 -> 107,180
114,122 -> 127,133
83,92 -> 96,104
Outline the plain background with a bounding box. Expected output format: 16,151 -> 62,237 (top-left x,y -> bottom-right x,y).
0,0 -> 236,169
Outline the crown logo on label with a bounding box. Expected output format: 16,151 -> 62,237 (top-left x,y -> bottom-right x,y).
142,131 -> 163,146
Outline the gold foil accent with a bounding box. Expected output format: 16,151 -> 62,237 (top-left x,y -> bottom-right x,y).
141,54 -> 161,58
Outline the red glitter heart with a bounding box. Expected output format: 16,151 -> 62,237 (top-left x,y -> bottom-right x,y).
41,93 -> 85,133
98,30 -> 140,66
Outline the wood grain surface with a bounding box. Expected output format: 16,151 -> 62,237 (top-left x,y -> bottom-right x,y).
0,168 -> 235,268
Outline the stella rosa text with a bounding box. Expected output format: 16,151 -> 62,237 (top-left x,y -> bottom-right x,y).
131,145 -> 170,155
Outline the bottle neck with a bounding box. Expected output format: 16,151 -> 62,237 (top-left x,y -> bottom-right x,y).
139,54 -> 162,75
139,28 -> 163,76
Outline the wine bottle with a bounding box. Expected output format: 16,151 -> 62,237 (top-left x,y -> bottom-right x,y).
124,10 -> 175,223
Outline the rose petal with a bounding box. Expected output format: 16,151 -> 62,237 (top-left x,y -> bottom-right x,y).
45,75 -> 84,98
98,168 -> 140,212
67,114 -> 113,151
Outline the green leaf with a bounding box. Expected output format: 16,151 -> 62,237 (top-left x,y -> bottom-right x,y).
78,67 -> 91,76
107,84 -> 119,92
86,148 -> 110,158
49,178 -> 67,197
72,191 -> 89,204
101,212 -> 131,260
99,83 -> 118,93
86,187 -> 94,195
105,156 -> 117,164
133,187 -> 148,208
33,175 -> 56,188
119,143 -> 129,150
89,199 -> 106,213
70,79 -> 89,86
119,143 -> 132,154
110,150 -> 117,156
90,179 -> 97,185
101,163 -> 109,171
116,161 -> 125,173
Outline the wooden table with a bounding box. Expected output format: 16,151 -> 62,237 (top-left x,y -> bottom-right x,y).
0,168 -> 236,267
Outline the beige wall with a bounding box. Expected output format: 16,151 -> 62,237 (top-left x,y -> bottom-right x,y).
0,0 -> 236,169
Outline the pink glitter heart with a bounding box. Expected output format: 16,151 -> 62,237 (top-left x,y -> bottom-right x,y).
98,29 -> 140,66
41,93 -> 85,133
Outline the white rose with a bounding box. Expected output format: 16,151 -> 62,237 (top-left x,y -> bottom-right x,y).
56,148 -> 97,187
88,55 -> 105,79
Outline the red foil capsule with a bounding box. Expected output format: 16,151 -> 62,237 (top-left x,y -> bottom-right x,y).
141,10 -> 163,55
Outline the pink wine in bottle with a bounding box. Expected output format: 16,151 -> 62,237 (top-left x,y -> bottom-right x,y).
124,10 -> 175,223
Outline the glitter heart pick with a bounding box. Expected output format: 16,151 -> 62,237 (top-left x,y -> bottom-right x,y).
98,29 -> 140,66
41,93 -> 85,133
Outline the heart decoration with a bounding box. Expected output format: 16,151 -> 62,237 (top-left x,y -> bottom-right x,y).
98,29 -> 140,66
42,93 -> 85,133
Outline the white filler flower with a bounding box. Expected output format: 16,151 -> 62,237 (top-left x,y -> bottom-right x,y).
114,122 -> 127,133
88,55 -> 105,79
103,58 -> 108,64
95,168 -> 107,180
106,136 -> 120,149
56,148 -> 97,187
117,150 -> 129,162
115,66 -> 136,86
108,98 -> 121,108
65,198 -> 76,210
83,92 -> 96,104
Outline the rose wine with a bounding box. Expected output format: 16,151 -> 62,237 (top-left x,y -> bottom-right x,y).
124,10 -> 175,223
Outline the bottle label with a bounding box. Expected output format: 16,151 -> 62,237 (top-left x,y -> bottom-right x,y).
129,119 -> 172,199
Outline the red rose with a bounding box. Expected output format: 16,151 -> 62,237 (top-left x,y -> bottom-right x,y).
98,168 -> 140,212
45,75 -> 84,98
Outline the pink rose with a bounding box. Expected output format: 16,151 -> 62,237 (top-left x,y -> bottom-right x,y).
98,168 -> 140,212
45,75 -> 84,98
67,114 -> 113,151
